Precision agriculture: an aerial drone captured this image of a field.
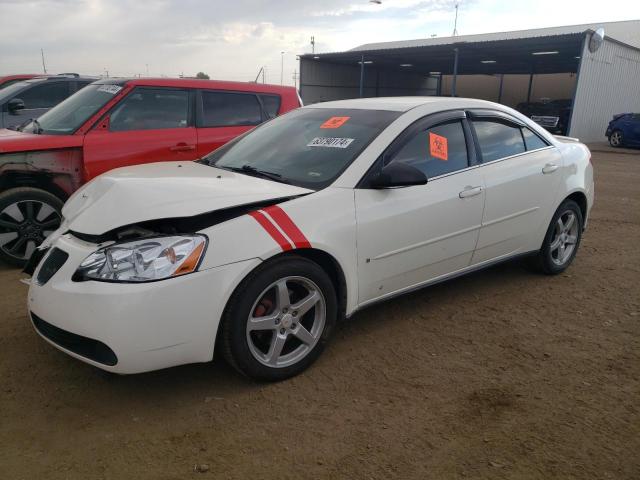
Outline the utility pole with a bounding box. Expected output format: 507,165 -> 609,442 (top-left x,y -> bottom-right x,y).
40,49 -> 47,74
280,51 -> 285,86
452,2 -> 459,36
292,70 -> 299,89
310,36 -> 315,54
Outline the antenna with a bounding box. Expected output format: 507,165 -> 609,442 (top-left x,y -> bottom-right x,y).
41,48 -> 47,74
452,2 -> 459,36
255,66 -> 265,83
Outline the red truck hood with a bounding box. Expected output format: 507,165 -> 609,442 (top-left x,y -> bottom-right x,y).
0,129 -> 83,154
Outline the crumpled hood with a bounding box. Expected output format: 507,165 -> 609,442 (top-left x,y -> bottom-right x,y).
0,129 -> 83,153
63,161 -> 312,235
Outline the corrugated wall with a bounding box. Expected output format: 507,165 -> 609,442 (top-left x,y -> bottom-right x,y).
570,37 -> 640,142
300,58 -> 437,104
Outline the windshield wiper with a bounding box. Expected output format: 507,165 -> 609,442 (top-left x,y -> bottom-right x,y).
222,165 -> 286,183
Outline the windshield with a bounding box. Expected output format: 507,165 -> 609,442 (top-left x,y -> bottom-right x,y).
20,83 -> 122,135
203,108 -> 401,190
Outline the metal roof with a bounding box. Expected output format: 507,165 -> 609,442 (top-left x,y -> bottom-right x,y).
350,19 -> 640,52
301,34 -> 585,75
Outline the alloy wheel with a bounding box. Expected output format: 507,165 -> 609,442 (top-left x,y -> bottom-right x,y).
610,131 -> 622,147
549,210 -> 579,266
0,200 -> 61,262
246,276 -> 326,368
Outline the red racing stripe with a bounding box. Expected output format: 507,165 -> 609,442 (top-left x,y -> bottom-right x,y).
248,211 -> 293,251
263,205 -> 312,249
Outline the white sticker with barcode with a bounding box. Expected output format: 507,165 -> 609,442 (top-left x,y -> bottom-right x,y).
307,137 -> 354,149
97,85 -> 123,95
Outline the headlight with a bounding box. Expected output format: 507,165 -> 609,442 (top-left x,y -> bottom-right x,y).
75,235 -> 207,282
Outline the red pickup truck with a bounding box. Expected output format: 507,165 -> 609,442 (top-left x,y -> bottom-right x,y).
0,78 -> 302,266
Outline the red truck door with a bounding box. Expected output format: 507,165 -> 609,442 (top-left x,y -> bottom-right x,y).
83,87 -> 198,180
195,90 -> 270,158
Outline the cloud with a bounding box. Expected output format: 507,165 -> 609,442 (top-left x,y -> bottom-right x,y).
0,0 -> 638,83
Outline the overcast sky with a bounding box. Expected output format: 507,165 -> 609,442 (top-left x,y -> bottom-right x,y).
1,0 -> 638,85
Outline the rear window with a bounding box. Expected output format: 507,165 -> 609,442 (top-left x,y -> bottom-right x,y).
473,120 -> 526,162
259,94 -> 281,120
18,81 -> 70,109
201,91 -> 262,127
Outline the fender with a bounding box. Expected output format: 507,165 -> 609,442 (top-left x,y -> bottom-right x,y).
198,187 -> 359,315
0,148 -> 84,198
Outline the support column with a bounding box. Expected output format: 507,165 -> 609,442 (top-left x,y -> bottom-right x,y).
527,71 -> 534,103
452,48 -> 459,97
359,55 -> 365,98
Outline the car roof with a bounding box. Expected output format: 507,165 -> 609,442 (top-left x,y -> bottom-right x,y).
0,74 -> 40,82
304,96 -> 506,112
20,75 -> 98,85
95,77 -> 298,95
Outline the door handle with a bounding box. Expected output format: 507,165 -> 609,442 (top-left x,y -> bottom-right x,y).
459,186 -> 483,198
542,163 -> 559,174
169,143 -> 196,152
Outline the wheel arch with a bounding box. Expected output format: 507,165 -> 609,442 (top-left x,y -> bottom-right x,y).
213,247 -> 349,362
564,190 -> 588,228
216,247 -> 348,328
0,171 -> 71,202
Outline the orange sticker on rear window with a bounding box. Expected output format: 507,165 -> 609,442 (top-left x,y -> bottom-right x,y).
320,116 -> 350,129
429,132 -> 448,161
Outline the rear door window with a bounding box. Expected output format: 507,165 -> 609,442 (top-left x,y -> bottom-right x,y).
522,127 -> 548,151
109,88 -> 190,131
201,91 -> 262,127
472,120 -> 526,162
259,94 -> 281,120
18,82 -> 70,109
386,120 -> 469,178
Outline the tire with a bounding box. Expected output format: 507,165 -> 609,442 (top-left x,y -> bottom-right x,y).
609,130 -> 624,148
529,199 -> 583,275
220,255 -> 337,381
0,187 -> 63,268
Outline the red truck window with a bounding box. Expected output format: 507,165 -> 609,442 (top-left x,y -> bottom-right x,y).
201,91 -> 262,127
110,88 -> 190,132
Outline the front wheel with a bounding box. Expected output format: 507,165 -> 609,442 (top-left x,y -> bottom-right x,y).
530,199 -> 583,275
220,256 -> 337,381
0,187 -> 63,268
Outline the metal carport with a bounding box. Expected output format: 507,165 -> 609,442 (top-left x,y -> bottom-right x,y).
299,20 -> 640,142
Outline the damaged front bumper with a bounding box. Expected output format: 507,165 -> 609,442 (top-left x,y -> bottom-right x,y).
27,232 -> 261,373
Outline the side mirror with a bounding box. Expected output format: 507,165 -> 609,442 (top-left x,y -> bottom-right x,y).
8,98 -> 25,114
369,162 -> 427,189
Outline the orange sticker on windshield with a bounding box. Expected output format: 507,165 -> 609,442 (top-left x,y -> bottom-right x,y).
321,116 -> 350,129
429,132 -> 448,161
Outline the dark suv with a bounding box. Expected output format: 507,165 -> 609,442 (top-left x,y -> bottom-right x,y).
0,74 -> 96,129
516,99 -> 572,135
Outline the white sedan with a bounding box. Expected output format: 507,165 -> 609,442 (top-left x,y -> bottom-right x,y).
26,97 -> 594,380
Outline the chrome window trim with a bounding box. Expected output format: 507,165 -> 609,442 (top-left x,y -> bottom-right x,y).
427,145 -> 556,182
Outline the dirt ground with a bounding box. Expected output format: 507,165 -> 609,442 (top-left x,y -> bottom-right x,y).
1,146 -> 638,480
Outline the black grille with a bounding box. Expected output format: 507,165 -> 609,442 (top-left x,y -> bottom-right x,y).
36,248 -> 68,285
23,247 -> 50,276
31,313 -> 118,366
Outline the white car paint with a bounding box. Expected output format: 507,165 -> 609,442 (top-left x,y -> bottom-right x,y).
62,161 -> 312,236
28,97 -> 594,374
